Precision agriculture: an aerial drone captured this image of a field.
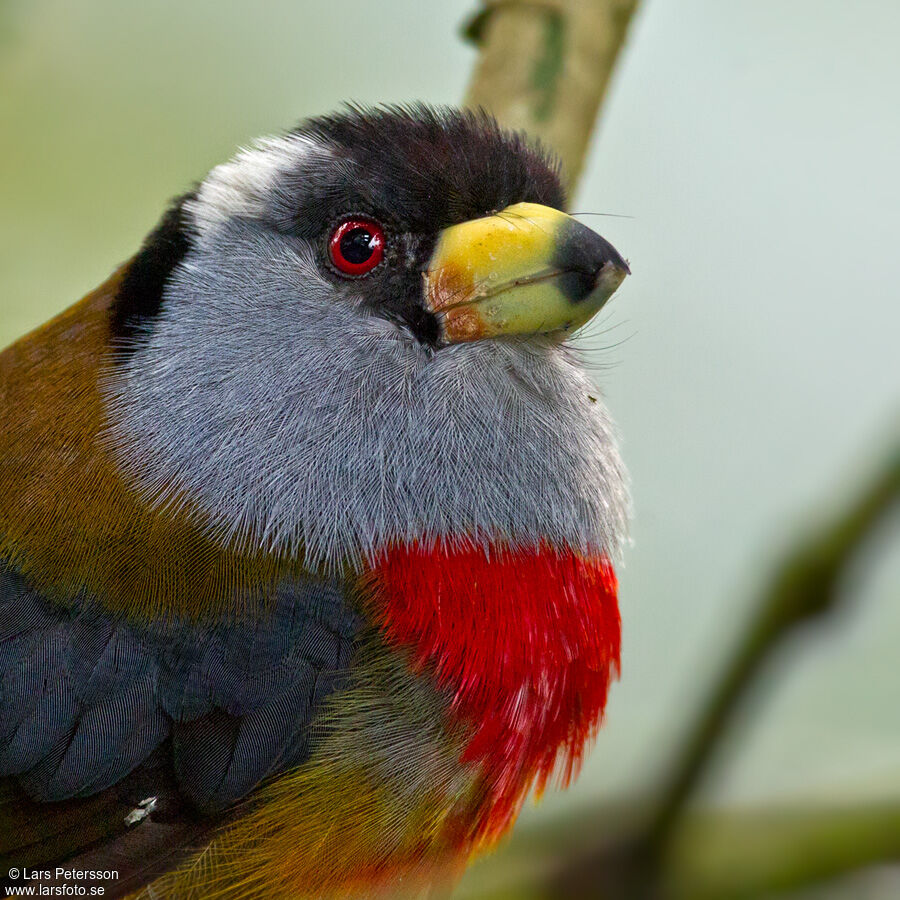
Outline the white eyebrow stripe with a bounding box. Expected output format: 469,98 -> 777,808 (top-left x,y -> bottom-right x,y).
186,134 -> 323,241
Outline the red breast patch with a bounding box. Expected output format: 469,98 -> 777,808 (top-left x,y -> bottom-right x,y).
368,540 -> 620,842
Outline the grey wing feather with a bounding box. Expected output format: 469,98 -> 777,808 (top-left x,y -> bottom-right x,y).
0,562 -> 362,888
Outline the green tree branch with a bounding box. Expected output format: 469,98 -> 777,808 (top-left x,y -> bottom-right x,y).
463,0 -> 640,191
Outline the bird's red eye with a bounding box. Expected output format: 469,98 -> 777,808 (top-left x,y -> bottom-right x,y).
329,219 -> 385,276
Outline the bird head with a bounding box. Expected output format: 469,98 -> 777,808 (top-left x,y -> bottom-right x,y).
103,105 -> 630,571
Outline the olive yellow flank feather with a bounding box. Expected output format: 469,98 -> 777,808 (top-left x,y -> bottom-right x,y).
0,269 -> 304,622
131,643 -> 480,899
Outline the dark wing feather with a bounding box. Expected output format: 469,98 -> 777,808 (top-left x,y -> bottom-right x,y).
1,742 -> 204,893
0,564 -> 362,895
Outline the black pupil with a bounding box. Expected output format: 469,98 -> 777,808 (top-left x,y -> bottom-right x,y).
340,227 -> 375,264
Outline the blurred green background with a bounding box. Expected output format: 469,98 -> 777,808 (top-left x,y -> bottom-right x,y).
1,0 -> 899,895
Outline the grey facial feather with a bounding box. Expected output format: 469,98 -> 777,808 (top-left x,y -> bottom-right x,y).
103,211 -> 629,573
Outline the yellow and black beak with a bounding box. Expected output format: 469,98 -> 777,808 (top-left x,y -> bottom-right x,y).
423,202 -> 630,344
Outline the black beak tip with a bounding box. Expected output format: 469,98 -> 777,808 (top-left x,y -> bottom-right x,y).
555,221 -> 630,302
596,236 -> 630,277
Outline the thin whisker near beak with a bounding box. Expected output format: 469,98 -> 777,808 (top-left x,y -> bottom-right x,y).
571,211 -> 636,220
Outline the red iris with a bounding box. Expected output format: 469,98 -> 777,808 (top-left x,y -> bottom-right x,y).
328,218 -> 385,275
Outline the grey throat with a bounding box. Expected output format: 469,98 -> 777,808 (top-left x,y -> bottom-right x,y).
103,143 -> 629,572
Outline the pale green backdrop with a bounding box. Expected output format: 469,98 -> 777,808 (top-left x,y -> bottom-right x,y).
1,0 -> 899,862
